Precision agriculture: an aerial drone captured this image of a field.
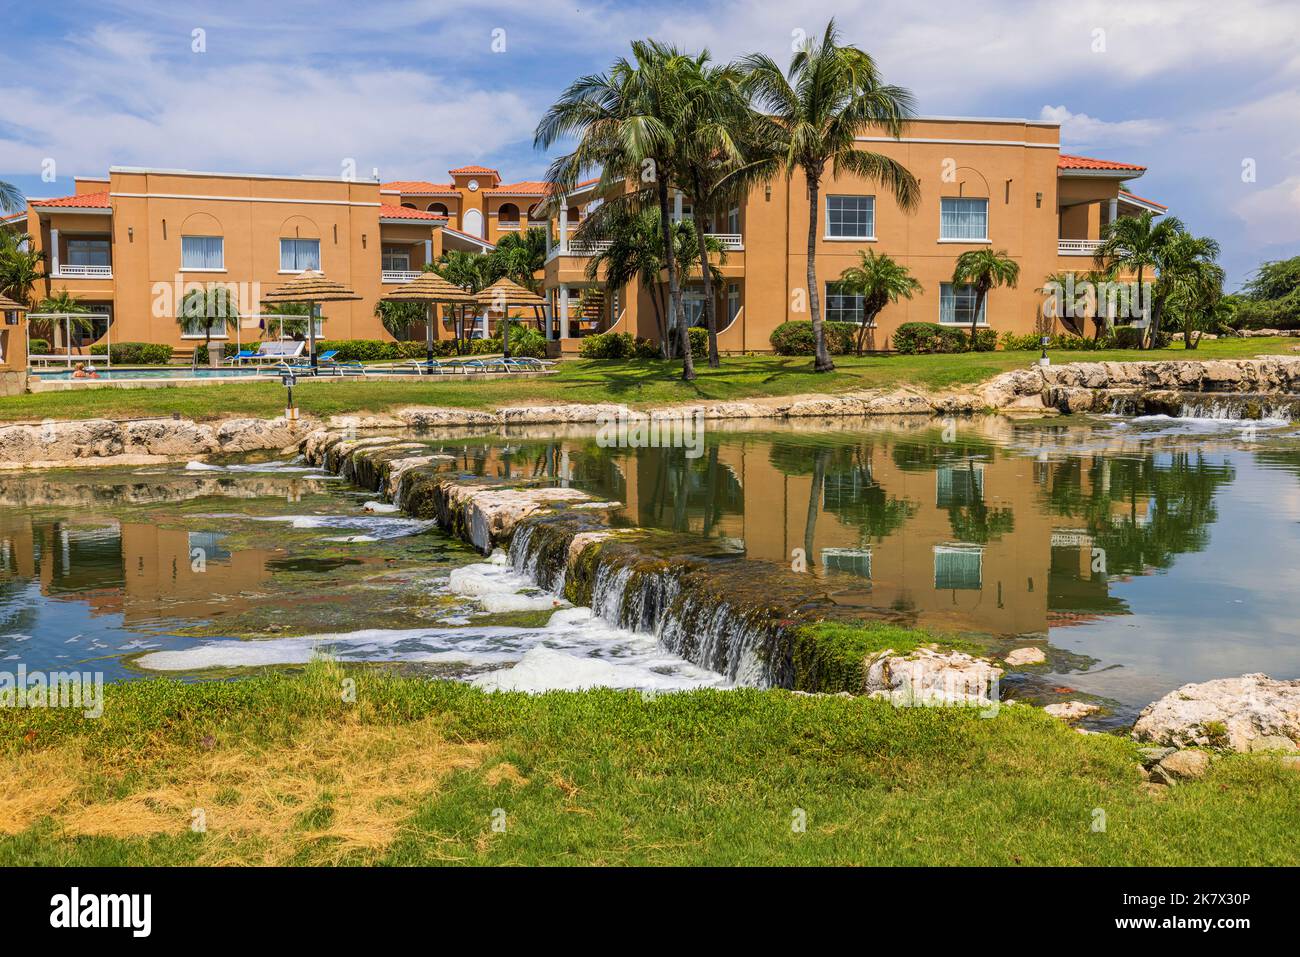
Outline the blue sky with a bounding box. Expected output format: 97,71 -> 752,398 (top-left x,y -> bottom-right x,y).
2,0 -> 1296,287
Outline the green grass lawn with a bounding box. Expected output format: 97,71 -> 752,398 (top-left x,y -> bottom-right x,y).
1,662 -> 1295,866
4,338 -> 1295,424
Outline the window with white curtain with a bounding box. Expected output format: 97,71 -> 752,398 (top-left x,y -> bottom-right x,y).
727,206 -> 740,234
279,238 -> 320,272
939,283 -> 987,325
181,236 -> 224,270
826,196 -> 875,239
934,545 -> 983,590
66,238 -> 110,266
940,198 -> 988,240
726,283 -> 740,322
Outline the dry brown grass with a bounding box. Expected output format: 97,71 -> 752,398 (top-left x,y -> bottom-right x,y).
0,714 -> 489,865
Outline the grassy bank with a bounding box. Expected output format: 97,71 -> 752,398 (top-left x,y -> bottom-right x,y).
4,338 -> 1295,424
2,661 -> 1296,866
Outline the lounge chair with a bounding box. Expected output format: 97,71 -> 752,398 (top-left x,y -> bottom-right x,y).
223,349 -> 259,365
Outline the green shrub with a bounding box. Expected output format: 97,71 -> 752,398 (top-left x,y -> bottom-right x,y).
768,320 -> 858,356
28,338 -> 49,355
1228,297 -> 1300,330
891,322 -> 986,354
579,332 -> 636,359
1112,326 -> 1171,349
89,341 -> 175,364
1000,332 -> 1115,352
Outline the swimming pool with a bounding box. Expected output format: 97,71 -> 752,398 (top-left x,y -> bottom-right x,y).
31,366 -> 278,381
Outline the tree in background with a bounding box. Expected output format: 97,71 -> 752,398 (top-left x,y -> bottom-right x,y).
1093,209 -> 1185,348
951,249 -> 1020,349
741,20 -> 920,372
836,251 -> 921,353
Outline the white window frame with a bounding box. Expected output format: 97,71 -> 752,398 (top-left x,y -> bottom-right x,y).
179,317 -> 232,340
824,281 -> 868,326
381,247 -> 411,271
933,544 -> 984,591
824,195 -> 876,241
66,237 -> 111,267
279,237 -> 321,273
180,235 -> 225,272
726,282 -> 741,322
939,197 -> 990,243
939,282 -> 988,327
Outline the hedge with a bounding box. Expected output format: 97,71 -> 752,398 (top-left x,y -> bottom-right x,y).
89,341 -> 175,364
769,320 -> 858,356
892,322 -> 996,354
579,328 -> 706,360
28,338 -> 50,355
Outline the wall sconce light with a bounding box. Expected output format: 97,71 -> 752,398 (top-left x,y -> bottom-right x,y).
161,219 -> 167,240
128,226 -> 134,242
362,234 -> 367,249
1035,192 -> 1043,209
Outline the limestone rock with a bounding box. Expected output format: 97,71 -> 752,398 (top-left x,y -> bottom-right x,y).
1132,673 -> 1300,752
398,407 -> 500,428
865,647 -> 1001,705
216,417 -> 302,453
1158,749 -> 1211,780
1044,700 -> 1099,721
1005,646 -> 1047,666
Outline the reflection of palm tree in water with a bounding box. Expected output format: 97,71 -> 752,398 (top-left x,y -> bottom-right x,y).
804,448 -> 830,568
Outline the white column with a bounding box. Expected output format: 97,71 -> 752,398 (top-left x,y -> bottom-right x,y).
558,204 -> 569,254
1107,197 -> 1118,226
559,285 -> 570,339
673,190 -> 683,223
49,228 -> 60,277
424,239 -> 432,266
544,221 -> 552,256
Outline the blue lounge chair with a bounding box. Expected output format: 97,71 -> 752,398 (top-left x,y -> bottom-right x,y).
223,349 -> 258,365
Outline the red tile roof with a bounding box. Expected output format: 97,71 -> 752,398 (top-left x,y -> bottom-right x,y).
1058,154 -> 1146,172
31,190 -> 112,208
448,165 -> 499,175
378,203 -> 447,221
381,181 -> 458,195
1119,189 -> 1167,210
485,180 -> 549,196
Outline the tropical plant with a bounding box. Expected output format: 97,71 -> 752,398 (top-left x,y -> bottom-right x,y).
0,181 -> 22,215
260,302 -> 311,339
35,288 -> 93,351
740,19 -> 920,371
179,284 -> 240,356
1156,233 -> 1225,350
1093,209 -> 1187,348
836,251 -> 921,353
951,249 -> 1020,349
0,230 -> 45,308
374,299 -> 427,340
585,207 -> 672,356
537,39 -> 701,381
490,227 -> 548,293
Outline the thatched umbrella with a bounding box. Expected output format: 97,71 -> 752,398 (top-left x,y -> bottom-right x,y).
260,271 -> 361,372
475,277 -> 546,359
383,273 -> 474,364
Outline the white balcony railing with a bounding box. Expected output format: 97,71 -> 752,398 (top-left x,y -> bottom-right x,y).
53,264 -> 112,279
546,239 -> 613,261
1058,239 -> 1104,256
706,232 -> 744,251
382,270 -> 422,283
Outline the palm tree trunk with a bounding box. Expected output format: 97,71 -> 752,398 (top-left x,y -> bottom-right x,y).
657,179 -> 694,381
970,288 -> 987,351
691,216 -> 720,369
650,282 -> 670,359
806,175 -> 832,372
804,448 -> 828,565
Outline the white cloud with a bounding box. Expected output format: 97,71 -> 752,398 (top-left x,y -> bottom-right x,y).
1234,175 -> 1300,245
1039,106 -> 1165,148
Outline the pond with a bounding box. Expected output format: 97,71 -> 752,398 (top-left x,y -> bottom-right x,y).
3,412 -> 1299,720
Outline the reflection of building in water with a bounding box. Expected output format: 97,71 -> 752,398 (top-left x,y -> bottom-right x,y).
0,517 -> 273,624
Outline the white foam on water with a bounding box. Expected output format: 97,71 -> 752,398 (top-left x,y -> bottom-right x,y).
185,459 -> 319,473
249,514 -> 435,539
362,501 -> 401,514
134,607 -> 726,691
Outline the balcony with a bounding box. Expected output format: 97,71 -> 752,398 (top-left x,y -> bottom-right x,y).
52,264 -> 113,279
546,240 -> 612,262
707,233 -> 744,251
382,270 -> 422,283
1058,239 -> 1104,256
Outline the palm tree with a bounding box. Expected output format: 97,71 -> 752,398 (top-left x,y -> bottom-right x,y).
536,40 -> 699,381
951,249 -> 1020,349
374,299 -> 426,341
433,250 -> 499,348
1156,233 -> 1224,350
0,181 -> 22,215
587,206 -> 672,356
836,250 -> 921,353
179,285 -> 239,361
0,230 -> 45,309
741,19 -> 920,372
36,288 -> 93,352
490,227 -> 548,293
1093,209 -> 1186,348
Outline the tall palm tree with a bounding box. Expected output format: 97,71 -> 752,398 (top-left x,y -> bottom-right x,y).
836,250 -> 921,353
1157,233 -> 1224,350
536,40 -> 699,381
1093,209 -> 1186,348
0,181 -> 22,215
951,249 -> 1020,349
587,206 -> 671,356
741,19 -> 920,372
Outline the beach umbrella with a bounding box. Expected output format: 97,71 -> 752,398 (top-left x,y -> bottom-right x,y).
474,277 -> 545,359
383,272 -> 474,364
260,271 -> 361,372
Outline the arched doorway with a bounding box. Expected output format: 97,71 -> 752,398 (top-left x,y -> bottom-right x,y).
462,208 -> 484,237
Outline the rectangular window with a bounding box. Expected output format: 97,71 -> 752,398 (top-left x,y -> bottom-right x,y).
279,238 -> 320,272
934,545 -> 983,590
66,239 -> 110,267
821,548 -> 872,580
940,197 -> 988,240
727,206 -> 740,234
381,247 -> 410,271
939,283 -> 987,326
936,463 -> 985,507
181,236 -> 224,270
826,195 -> 875,239
726,283 -> 740,322
825,281 -> 866,325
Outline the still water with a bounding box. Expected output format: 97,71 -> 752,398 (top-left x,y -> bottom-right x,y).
3,414 -> 1299,718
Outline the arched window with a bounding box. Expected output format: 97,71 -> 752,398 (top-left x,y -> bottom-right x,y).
567,206 -> 580,222
427,203 -> 448,217
401,202 -> 416,210
498,203 -> 520,224
526,203 -> 542,221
